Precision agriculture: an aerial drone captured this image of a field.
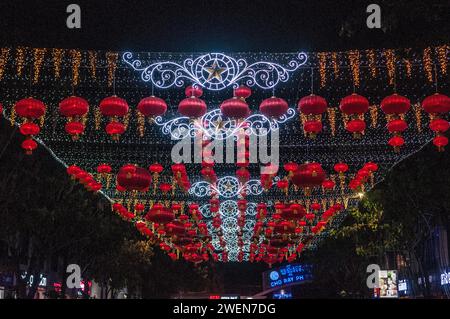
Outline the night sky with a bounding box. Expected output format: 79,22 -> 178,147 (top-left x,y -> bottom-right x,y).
0,0 -> 449,52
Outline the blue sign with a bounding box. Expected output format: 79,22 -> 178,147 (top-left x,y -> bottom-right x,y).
263,264 -> 312,290
273,289 -> 293,299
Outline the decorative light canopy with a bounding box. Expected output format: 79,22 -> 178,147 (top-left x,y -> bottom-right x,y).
0,45 -> 448,264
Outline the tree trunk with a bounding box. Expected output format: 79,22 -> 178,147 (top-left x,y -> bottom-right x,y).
60,256 -> 68,299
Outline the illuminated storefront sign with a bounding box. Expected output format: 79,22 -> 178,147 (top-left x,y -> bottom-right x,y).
262,264 -> 312,290
374,270 -> 398,298
441,271 -> 450,286
273,289 -> 292,299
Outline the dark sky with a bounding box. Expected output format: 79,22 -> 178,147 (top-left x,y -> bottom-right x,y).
0,0 -> 449,52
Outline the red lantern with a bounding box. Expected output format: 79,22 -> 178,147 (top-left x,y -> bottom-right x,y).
322,179 -> 335,190
234,85 -> 252,99
117,165 -> 152,191
364,162 -> 378,172
159,183 -> 172,193
291,163 -> 326,189
380,94 -> 410,114
97,163 -> 112,174
67,165 -> 82,176
236,168 -> 250,183
276,180 -> 289,191
99,96 -> 129,117
298,95 -> 327,115
19,122 -> 40,136
134,203 -> 145,212
15,98 -> 46,119
283,162 -> 298,174
303,120 -> 322,137
388,136 -> 405,152
65,122 -> 85,139
145,206 -> 174,224
433,136 -> 448,152
259,97 -> 288,118
237,199 -> 247,212
346,119 -> 366,137
429,119 -> 450,133
149,163 -> 164,174
422,93 -> 450,114
59,96 -> 89,118
220,97 -> 250,119
105,121 -> 126,140
340,94 -> 369,114
178,96 -> 207,118
185,85 -> 203,98
21,139 -> 37,155
334,162 -> 349,174
138,96 -> 167,118
387,119 -> 408,133
290,203 -> 306,216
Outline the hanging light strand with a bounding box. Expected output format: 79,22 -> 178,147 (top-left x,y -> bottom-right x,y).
52,48 -> 64,79
423,47 -> 433,83
366,49 -> 377,78
106,52 -> 118,87
384,49 -> 396,86
317,52 -> 327,88
70,49 -> 82,86
15,47 -> 26,77
331,52 -> 339,79
32,48 -> 46,84
435,45 -> 448,76
0,48 -> 10,81
347,50 -> 360,87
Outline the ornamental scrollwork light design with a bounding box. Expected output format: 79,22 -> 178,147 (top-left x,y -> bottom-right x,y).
123,52 -> 308,90
154,108 -> 296,140
189,176 -> 263,198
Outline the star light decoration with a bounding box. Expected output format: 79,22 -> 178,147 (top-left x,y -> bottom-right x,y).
123,51 -> 308,90
204,59 -> 227,82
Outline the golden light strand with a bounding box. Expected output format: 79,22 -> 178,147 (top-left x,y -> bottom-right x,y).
123,112 -> 131,130
317,52 -> 327,88
137,110 -> 145,137
383,49 -> 396,86
15,47 -> 26,77
347,50 -> 360,87
366,49 -> 377,78
0,48 -> 10,81
423,47 -> 433,83
342,112 -> 349,128
369,105 -> 378,128
327,107 -> 336,136
106,52 -> 118,87
331,52 -> 339,79
32,48 -> 46,84
413,103 -> 422,132
52,48 -> 64,79
10,106 -> 16,126
435,45 -> 448,76
39,114 -> 45,127
70,49 -> 82,86
94,107 -> 102,130
88,51 -> 97,80
403,58 -> 412,78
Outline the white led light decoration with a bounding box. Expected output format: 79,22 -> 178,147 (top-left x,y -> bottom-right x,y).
123,52 -> 308,90
189,176 -> 263,198
197,200 -> 274,261
154,107 -> 296,140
